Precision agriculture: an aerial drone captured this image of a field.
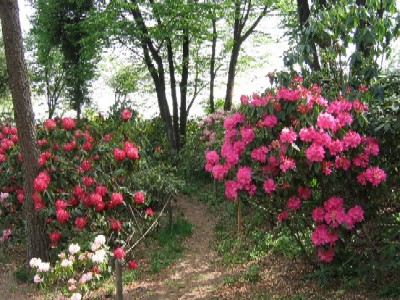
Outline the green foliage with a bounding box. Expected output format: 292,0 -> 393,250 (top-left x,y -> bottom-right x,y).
30,0 -> 102,117
0,29 -> 9,100
282,0 -> 399,87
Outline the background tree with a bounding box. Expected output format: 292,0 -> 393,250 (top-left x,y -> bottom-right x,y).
31,0 -> 100,119
223,0 -> 272,111
0,0 -> 49,260
27,43 -> 66,119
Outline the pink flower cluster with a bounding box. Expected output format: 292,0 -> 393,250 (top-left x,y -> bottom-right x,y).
311,196 -> 364,262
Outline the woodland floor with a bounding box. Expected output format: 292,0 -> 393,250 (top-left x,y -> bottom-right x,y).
0,193 -> 395,299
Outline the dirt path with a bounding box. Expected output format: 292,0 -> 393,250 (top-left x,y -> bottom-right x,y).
125,194 -> 224,299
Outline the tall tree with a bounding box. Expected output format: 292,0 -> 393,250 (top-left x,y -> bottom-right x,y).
31,0 -> 100,119
223,0 -> 271,111
0,0 -> 49,260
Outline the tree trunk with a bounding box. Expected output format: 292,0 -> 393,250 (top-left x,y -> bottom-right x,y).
179,27 -> 189,144
166,40 -> 180,152
224,41 -> 241,111
209,18 -> 217,114
0,0 -> 49,261
224,1 -> 268,111
297,0 -> 321,71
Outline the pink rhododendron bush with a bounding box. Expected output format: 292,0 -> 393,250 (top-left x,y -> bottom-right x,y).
205,77 -> 387,263
0,110 -> 177,264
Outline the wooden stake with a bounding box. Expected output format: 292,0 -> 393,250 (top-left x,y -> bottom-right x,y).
237,200 -> 243,236
115,259 -> 123,300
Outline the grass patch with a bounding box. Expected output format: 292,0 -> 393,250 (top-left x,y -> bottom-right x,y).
222,263 -> 261,285
149,215 -> 192,274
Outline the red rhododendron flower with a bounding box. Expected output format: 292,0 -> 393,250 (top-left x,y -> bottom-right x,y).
83,176 -> 95,187
133,191 -> 145,204
89,193 -> 103,207
43,119 -> 57,130
109,218 -> 122,231
56,209 -> 70,223
80,160 -> 92,172
121,108 -> 132,121
75,216 -> 87,229
114,148 -> 126,161
125,147 -> 139,159
145,207 -> 154,216
95,185 -> 108,197
62,117 -> 76,130
33,193 -> 45,210
114,247 -> 125,259
318,247 -> 335,262
16,189 -> 24,203
55,199 -> 68,210
34,171 -> 51,193
287,196 -> 301,211
110,192 -> 124,207
277,210 -> 289,222
128,260 -> 138,270
49,231 -> 61,244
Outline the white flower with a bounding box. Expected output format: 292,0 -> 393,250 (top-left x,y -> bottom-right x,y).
78,272 -> 93,284
33,274 -> 43,283
29,257 -> 42,268
78,253 -> 86,261
91,243 -> 100,252
94,235 -> 106,246
37,262 -> 50,272
61,259 -> 73,268
58,252 -> 66,259
91,249 -> 106,264
68,243 -> 80,255
0,192 -> 9,201
70,293 -> 82,300
68,278 -> 76,285
68,284 -> 76,291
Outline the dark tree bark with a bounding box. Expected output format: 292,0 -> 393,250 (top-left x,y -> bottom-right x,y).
224,0 -> 268,111
297,0 -> 321,71
179,28 -> 189,142
166,40 -> 181,151
0,0 -> 49,261
209,17 -> 217,113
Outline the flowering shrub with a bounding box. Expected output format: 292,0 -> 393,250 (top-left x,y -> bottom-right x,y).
31,235 -> 111,299
205,78 -> 386,262
0,110 -> 180,257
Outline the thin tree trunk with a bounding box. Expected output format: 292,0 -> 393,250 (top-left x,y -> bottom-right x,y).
179,27 -> 189,144
224,41 -> 241,111
166,40 -> 180,151
0,0 -> 49,261
297,0 -> 321,71
209,17 -> 217,113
